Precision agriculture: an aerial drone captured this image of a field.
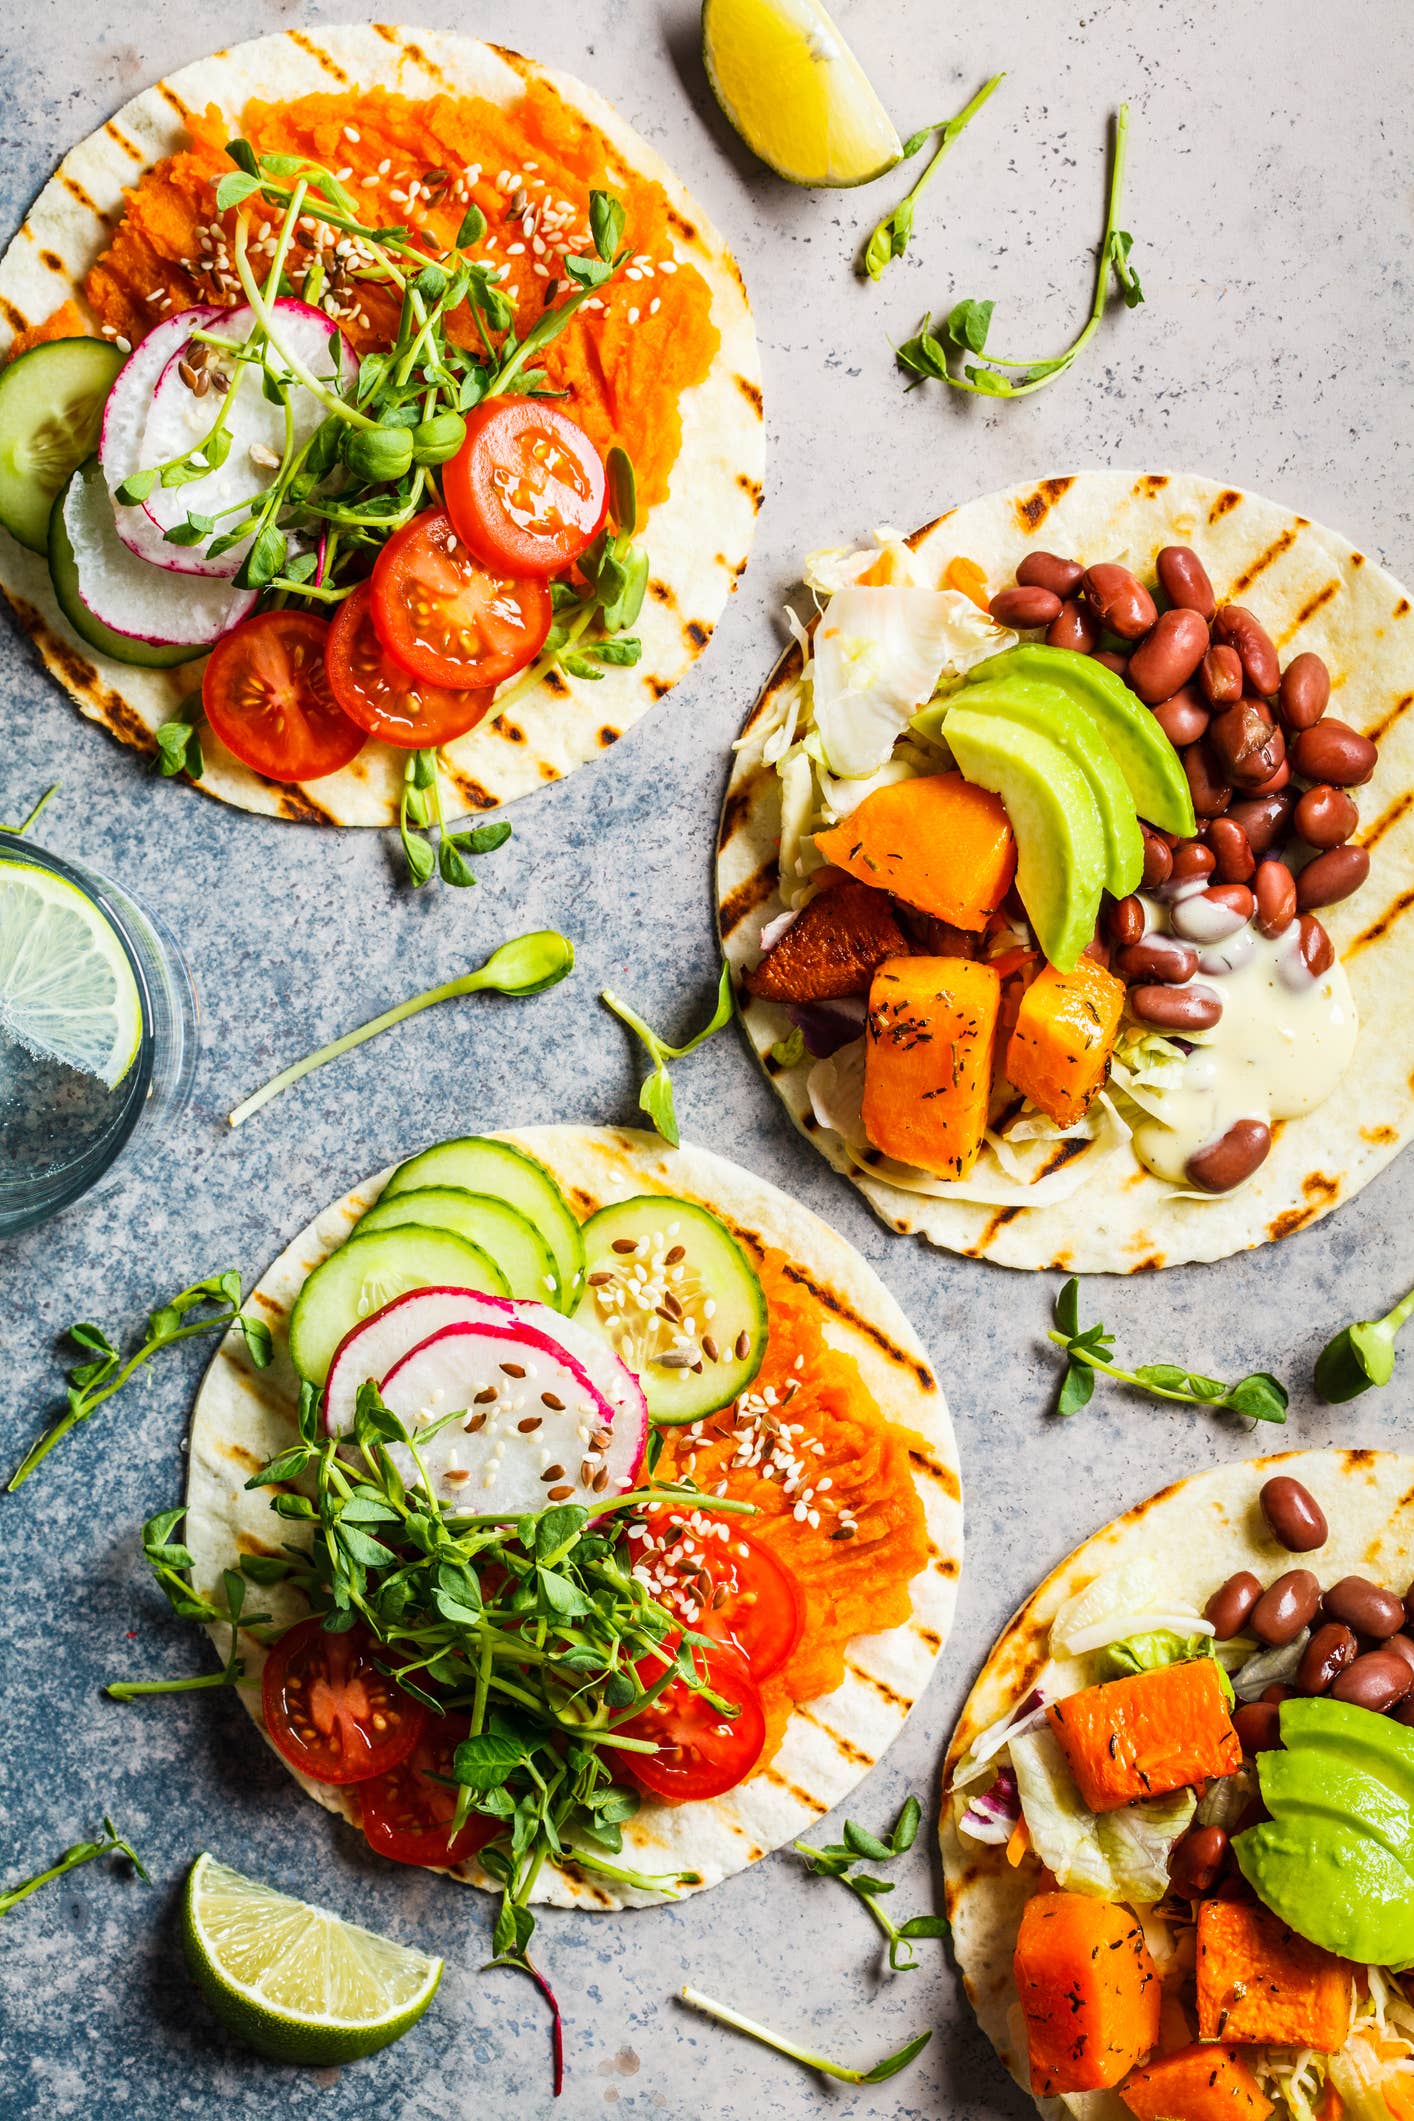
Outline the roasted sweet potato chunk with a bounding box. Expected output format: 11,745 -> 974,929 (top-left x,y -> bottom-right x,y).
1196,1900 -> 1354,2052
814,771 -> 1016,930
861,955 -> 1001,1179
747,878 -> 907,1003
1006,954 -> 1125,1126
1121,2042 -> 1274,2121
1014,1890 -> 1161,2096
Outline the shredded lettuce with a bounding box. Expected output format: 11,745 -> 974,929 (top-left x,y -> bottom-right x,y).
949,1688 -> 1048,1793
803,526 -> 921,595
811,586 -> 1011,778
1007,1725 -> 1194,1903
1050,1557 -> 1211,1661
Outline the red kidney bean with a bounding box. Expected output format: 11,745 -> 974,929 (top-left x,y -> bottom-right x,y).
1092,649 -> 1130,675
1186,1117 -> 1272,1192
1251,1568 -> 1321,1644
1324,1576 -> 1406,1639
1262,1683 -> 1297,1704
1199,644 -> 1244,707
1405,1582 -> 1414,1630
1047,598 -> 1099,653
1168,1823 -> 1229,1897
1170,841 -> 1217,885
1130,982 -> 1223,1032
1108,894 -> 1146,946
1332,1650 -> 1414,1711
1234,1701 -> 1284,1754
1206,1569 -> 1263,1638
1298,1621 -> 1358,1695
1156,544 -> 1216,621
1207,882 -> 1256,922
1248,755 -> 1293,797
1207,816 -> 1255,883
1253,860 -> 1298,938
1183,741 -> 1232,819
1128,609 -> 1211,703
1386,1634 -> 1414,1677
1229,793 -> 1293,855
990,585 -> 1063,629
1260,1476 -> 1329,1552
1116,936 -> 1200,985
1140,828 -> 1174,889
1083,561 -> 1158,640
1297,913 -> 1335,977
1152,688 -> 1211,749
1291,719 -> 1378,787
1294,785 -> 1359,849
1396,1697 -> 1414,1728
1279,651 -> 1331,731
1214,605 -> 1281,695
1017,550 -> 1083,598
1210,703 -> 1286,789
1296,844 -> 1370,911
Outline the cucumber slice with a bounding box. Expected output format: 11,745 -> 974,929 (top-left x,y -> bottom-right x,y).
0,338 -> 125,553
49,462 -> 197,669
573,1195 -> 766,1424
289,1225 -> 511,1385
382,1138 -> 585,1313
356,1187 -> 559,1306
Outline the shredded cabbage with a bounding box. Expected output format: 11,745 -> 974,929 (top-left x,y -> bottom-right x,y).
949,1689 -> 1048,1792
1008,1724 -> 1193,1902
811,586 -> 1011,778
803,526 -> 922,595
1050,1558 -> 1209,1661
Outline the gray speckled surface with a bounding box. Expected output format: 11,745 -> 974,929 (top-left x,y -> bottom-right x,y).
1,1 -> 1412,2115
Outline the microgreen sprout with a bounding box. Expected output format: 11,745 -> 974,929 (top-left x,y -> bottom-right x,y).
106,1508 -> 268,1698
862,75 -> 1005,280
2,783 -> 59,836
8,1274 -> 273,1490
397,749 -> 512,889
897,103 -> 1143,398
0,1816 -> 150,1917
1315,1281 -> 1414,1402
601,963 -> 734,1147
768,1027 -> 805,1070
227,929 -> 574,1127
1049,1278 -> 1287,1425
679,1985 -> 932,2085
794,1794 -> 949,1972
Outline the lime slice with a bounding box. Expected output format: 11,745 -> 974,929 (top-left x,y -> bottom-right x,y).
183,1853 -> 443,2064
0,860 -> 142,1088
702,0 -> 902,186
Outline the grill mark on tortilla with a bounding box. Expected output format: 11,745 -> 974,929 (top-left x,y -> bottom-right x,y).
1268,1201 -> 1322,1240
1349,885 -> 1414,952
236,1533 -> 281,1557
734,374 -> 763,416
0,292 -> 31,331
58,171 -> 106,220
12,599 -> 160,754
1035,1135 -> 1091,1180
1276,579 -> 1341,646
38,250 -> 66,276
719,859 -> 776,936
252,1290 -> 284,1315
760,1764 -> 830,1814
909,1449 -> 961,1499
792,1704 -> 873,1768
905,514 -> 948,551
439,764 -> 497,810
597,725 -> 620,748
1367,691 -> 1414,743
739,645 -> 802,738
156,82 -> 197,125
104,121 -> 147,162
649,675 -> 673,700
685,618 -> 711,649
971,1204 -> 1022,1254
220,1441 -> 264,1473
649,577 -> 677,607
1360,791 -> 1413,852
1016,477 -> 1073,531
1362,1123 -> 1398,1145
775,1258 -> 936,1388
1303,1172 -> 1339,1204
1226,525 -> 1299,596
491,715 -> 527,742
1131,1253 -> 1167,1272
288,29 -> 351,81
844,1656 -> 913,1711
736,473 -> 763,508
538,760 -> 560,781
1397,597 -> 1412,619
718,762 -> 766,848
1134,474 -> 1170,497
1208,488 -> 1243,523
274,784 -> 339,825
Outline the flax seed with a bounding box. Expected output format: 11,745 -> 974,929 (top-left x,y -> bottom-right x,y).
501,1362 -> 527,1378
541,1465 -> 566,1482
611,1238 -> 639,1254
580,1459 -> 596,1484
474,1386 -> 498,1404
541,1392 -> 565,1411
588,1270 -> 614,1286
593,1466 -> 610,1492
735,1331 -> 751,1360
547,1485 -> 574,1502
701,1335 -> 719,1364
830,1525 -> 857,1541
464,1411 -> 488,1433
517,1416 -> 543,1433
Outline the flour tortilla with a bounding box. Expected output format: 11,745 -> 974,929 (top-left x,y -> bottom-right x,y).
717,471 -> 1414,1273
939,1447 -> 1414,2119
184,1125 -> 960,1909
0,26 -> 763,826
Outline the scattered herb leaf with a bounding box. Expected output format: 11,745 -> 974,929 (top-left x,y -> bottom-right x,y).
679,1985 -> 931,2085
862,75 -> 1005,280
601,963 -> 734,1147
1048,1278 -> 1287,1424
1315,1281 -> 1414,1402
795,1794 -> 945,1971
0,1816 -> 150,1916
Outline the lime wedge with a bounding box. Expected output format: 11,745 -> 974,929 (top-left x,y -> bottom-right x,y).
0,859 -> 142,1088
702,0 -> 902,187
183,1853 -> 443,2064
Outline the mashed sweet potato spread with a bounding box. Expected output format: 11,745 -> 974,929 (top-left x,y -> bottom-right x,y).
657,1249 -> 929,1764
23,81 -> 718,511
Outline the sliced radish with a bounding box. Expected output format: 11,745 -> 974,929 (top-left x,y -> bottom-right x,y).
99,306 -> 226,574
377,1321 -> 624,1514
141,301 -> 354,575
323,1286 -> 648,1499
61,455 -> 256,647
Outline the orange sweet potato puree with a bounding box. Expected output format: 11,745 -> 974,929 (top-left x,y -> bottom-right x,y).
21,82 -> 718,511
656,1249 -> 930,1764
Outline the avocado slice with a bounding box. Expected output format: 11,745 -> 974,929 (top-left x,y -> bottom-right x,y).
941,704 -> 1107,970
964,644 -> 1197,837
1235,1816 -> 1414,1968
1256,1746 -> 1414,1871
924,677 -> 1143,898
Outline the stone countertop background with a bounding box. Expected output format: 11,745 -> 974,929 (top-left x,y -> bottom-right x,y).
1,0 -> 1411,2114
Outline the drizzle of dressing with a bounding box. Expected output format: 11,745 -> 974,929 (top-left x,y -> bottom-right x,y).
1129,888 -> 1359,1185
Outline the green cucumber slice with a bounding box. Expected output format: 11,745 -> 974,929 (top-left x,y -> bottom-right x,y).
573,1195 -> 766,1424
356,1187 -> 558,1306
0,338 -> 125,553
382,1138 -> 584,1313
49,460 -> 196,669
289,1225 -> 510,1385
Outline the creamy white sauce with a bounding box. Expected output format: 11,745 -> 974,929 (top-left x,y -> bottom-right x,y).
1129,892 -> 1359,1185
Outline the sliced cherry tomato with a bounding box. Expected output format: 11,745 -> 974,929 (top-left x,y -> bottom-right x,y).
370,508 -> 551,689
617,1637 -> 766,1804
443,400 -> 608,577
201,610 -> 366,783
359,1714 -> 501,1868
326,583 -> 494,748
261,1616 -> 426,1786
625,1509 -> 805,1682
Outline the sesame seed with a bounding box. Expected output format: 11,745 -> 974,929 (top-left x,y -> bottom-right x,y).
378,157 -> 391,174
650,297 -> 661,315
660,259 -> 678,274
344,124 -> 361,143
628,307 -> 640,325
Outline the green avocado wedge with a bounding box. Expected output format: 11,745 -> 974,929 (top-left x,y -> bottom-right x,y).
941,705 -> 1107,971
965,644 -> 1196,837
920,677 -> 1143,898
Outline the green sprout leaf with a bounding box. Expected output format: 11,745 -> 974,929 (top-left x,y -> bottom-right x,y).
862,76 -> 1004,281
601,964 -> 734,1148
680,1986 -> 931,2085
1048,1278 -> 1288,1424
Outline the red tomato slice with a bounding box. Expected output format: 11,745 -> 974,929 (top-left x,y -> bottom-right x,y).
443,400 -> 608,577
202,610 -> 367,783
625,1509 -> 805,1682
261,1616 -> 426,1786
618,1637 -> 766,1804
325,583 -> 494,748
370,508 -> 551,689
359,1713 -> 501,1868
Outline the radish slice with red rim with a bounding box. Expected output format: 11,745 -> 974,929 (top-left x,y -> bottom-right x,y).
60,454 -> 256,647
98,305 -> 226,574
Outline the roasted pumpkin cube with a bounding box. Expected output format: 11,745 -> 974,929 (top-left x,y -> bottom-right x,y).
1121,2042 -> 1274,2121
1014,1890 -> 1161,2096
1196,1900 -> 1354,2053
814,771 -> 1016,931
747,877 -> 908,1003
862,956 -> 1001,1179
1046,1658 -> 1241,1813
1006,954 -> 1126,1126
